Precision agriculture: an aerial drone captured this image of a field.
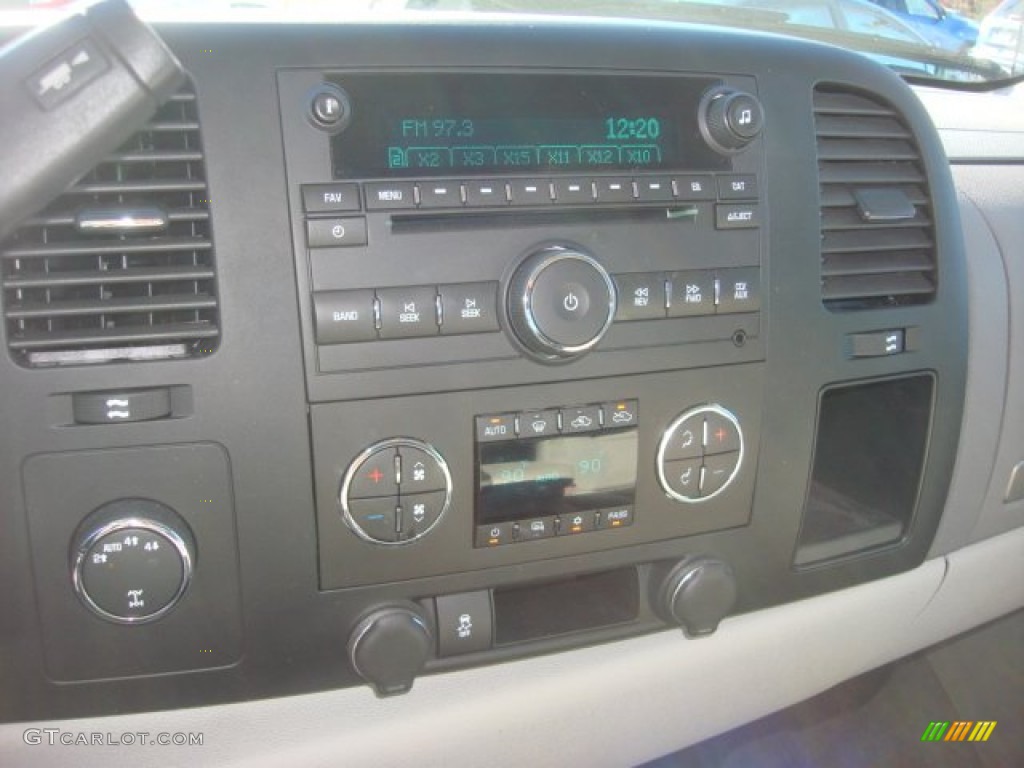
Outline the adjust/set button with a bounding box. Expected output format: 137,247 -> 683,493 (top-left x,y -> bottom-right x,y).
313,290 -> 377,344
306,217 -> 367,248
376,286 -> 438,339
715,203 -> 760,229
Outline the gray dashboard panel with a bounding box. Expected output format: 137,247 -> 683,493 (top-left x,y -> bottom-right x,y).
0,13 -> 1000,736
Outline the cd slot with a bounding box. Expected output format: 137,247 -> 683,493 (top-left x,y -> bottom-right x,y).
389,205 -> 699,235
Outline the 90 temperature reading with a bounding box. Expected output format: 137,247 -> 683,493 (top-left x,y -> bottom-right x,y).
605,117 -> 661,141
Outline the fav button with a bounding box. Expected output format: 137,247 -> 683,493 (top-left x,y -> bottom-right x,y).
302,183 -> 361,213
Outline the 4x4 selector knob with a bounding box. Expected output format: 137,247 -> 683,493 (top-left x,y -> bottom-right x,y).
699,87 -> 764,154
507,246 -> 617,361
70,499 -> 195,625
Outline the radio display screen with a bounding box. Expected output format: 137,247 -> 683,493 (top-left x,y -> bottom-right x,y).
329,73 -> 728,178
476,429 -> 638,526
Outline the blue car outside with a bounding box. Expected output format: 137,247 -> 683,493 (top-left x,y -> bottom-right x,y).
871,0 -> 980,51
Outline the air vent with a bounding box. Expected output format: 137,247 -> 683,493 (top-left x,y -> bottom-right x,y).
1,82 -> 218,367
813,85 -> 936,311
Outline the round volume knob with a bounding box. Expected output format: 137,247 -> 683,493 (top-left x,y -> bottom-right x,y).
651,557 -> 737,637
507,246 -> 616,361
71,499 -> 195,625
348,604 -> 433,697
699,88 -> 764,154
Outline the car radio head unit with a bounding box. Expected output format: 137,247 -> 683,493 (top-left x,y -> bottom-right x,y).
328,72 -> 731,178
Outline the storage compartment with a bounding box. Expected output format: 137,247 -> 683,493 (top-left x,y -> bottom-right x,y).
493,568 -> 639,644
795,374 -> 934,566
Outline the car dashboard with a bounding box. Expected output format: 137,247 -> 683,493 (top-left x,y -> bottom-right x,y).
0,9 -> 1022,767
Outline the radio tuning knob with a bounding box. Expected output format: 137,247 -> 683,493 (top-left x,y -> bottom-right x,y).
699,88 -> 764,154
651,557 -> 737,637
507,246 -> 617,362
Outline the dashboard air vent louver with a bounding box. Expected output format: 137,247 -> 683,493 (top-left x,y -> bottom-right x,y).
813,85 -> 936,311
1,82 -> 219,367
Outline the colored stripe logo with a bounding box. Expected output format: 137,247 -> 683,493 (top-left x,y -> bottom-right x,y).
921,721 -> 997,742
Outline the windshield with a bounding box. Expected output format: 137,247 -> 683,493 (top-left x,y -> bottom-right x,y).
2,0 -> 1022,86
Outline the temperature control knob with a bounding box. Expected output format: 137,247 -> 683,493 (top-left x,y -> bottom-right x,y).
348,604 -> 433,696
699,88 -> 764,154
71,499 -> 195,625
507,246 -> 617,361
